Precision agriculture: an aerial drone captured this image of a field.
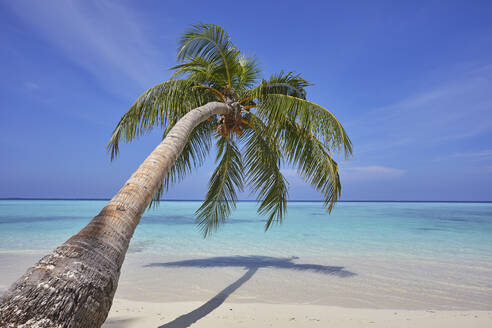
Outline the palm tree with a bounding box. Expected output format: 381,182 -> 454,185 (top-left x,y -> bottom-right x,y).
0,24 -> 351,327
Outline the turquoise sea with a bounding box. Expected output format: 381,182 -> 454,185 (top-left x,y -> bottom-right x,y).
1,200 -> 491,261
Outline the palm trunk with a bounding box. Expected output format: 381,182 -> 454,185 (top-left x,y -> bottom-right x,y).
0,101 -> 230,328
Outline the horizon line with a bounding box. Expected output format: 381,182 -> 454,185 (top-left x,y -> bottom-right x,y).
0,198 -> 491,203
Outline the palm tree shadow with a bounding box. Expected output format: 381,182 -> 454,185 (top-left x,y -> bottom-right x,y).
145,255 -> 355,328
156,267 -> 257,328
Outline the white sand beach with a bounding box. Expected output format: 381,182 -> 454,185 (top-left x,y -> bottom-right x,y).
104,299 -> 492,328
2,252 -> 492,327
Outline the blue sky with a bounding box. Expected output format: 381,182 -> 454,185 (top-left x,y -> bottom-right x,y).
1,0 -> 491,201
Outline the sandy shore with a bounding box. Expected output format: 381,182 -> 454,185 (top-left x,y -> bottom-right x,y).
2,252 -> 492,327
104,299 -> 492,327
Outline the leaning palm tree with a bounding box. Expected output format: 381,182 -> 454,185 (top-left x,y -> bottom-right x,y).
0,24 -> 351,327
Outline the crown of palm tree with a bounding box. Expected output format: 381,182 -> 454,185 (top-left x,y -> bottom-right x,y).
107,23 -> 352,237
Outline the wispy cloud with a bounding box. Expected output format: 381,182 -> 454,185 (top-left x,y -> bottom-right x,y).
448,150 -> 492,158
348,64 -> 492,155
24,82 -> 40,90
434,149 -> 492,161
8,1 -> 165,96
341,166 -> 406,181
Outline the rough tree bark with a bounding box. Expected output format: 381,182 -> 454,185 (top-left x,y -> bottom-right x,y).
0,102 -> 230,328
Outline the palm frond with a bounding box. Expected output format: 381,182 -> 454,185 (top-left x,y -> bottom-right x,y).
177,23 -> 240,90
243,71 -> 311,102
171,56 -> 216,79
241,114 -> 288,230
281,119 -> 341,211
256,94 -> 352,157
233,55 -> 261,92
106,79 -> 215,160
195,137 -> 244,237
170,56 -> 228,89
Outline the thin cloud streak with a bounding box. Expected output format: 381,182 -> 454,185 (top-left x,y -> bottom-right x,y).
448,150 -> 492,158
434,149 -> 492,161
348,64 -> 492,155
8,0 -> 165,96
24,82 -> 40,90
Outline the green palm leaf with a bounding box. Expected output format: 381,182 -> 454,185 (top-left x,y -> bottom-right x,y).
281,119 -> 341,211
195,137 -> 244,237
257,94 -> 352,157
178,23 -> 239,90
242,113 -> 288,230
171,56 -> 228,89
233,55 -> 261,91
106,79 -> 215,160
246,71 -> 311,100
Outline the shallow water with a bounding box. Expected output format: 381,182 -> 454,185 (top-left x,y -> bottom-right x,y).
1,200 -> 492,309
0,200 -> 491,260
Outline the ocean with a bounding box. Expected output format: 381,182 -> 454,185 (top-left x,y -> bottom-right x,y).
1,200 -> 492,310
0,200 -> 491,260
